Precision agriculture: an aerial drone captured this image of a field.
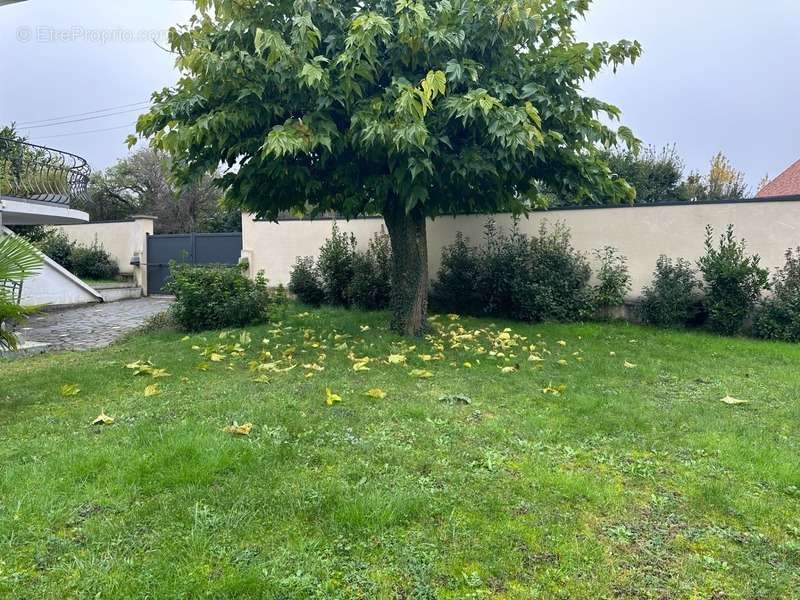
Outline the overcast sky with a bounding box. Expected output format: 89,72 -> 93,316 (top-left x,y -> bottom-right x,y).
1,0 -> 798,191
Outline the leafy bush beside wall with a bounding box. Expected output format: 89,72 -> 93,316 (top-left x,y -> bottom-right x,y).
753,248 -> 800,342
289,226 -> 392,311
289,256 -> 325,306
698,225 -> 768,335
433,220 -> 595,323
317,224 -> 357,306
165,263 -> 271,331
593,246 -> 631,316
430,232 -> 483,316
346,232 -> 392,310
638,256 -> 700,327
35,230 -> 119,281
70,244 -> 119,280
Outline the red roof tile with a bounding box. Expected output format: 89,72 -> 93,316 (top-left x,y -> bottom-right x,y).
757,159 -> 800,198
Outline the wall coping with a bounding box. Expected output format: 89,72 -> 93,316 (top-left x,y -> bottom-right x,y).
251,194 -> 800,222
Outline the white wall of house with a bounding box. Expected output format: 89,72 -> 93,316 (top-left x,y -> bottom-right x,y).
1,226 -> 101,307
21,256 -> 101,306
241,198 -> 800,299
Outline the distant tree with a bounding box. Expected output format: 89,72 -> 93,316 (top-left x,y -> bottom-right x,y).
705,152 -> 749,200
603,144 -> 685,203
134,0 -> 641,335
81,149 -> 240,233
677,152 -> 749,201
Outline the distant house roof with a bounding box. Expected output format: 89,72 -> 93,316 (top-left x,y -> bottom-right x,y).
757,159 -> 800,198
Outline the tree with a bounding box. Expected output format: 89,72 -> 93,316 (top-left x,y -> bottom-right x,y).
705,152 -> 749,201
83,149 -> 240,233
602,145 -> 685,203
0,233 -> 42,351
134,0 -> 641,335
677,152 -> 749,202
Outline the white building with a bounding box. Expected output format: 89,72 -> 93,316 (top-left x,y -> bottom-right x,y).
0,137 -> 101,305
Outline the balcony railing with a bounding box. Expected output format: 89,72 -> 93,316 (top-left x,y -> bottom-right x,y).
0,137 -> 90,205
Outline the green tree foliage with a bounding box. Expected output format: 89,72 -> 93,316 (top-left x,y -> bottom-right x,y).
603,145 -> 685,203
596,146 -> 750,204
0,233 -> 43,350
83,148 -> 240,233
135,0 -> 641,334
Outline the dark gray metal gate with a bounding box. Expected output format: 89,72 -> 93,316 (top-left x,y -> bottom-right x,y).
146,232 -> 243,294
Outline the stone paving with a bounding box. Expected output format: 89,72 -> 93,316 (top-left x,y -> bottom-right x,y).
16,297 -> 174,352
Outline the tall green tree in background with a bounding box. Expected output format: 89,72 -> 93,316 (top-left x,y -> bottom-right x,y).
602,145 -> 685,203
135,0 -> 641,335
85,148 -> 241,234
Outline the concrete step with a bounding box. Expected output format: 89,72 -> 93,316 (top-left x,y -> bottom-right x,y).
91,283 -> 143,303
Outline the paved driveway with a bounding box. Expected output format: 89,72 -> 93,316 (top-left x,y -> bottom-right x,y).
16,297 -> 174,352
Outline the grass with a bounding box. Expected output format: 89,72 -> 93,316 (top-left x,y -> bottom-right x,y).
1,305 -> 799,598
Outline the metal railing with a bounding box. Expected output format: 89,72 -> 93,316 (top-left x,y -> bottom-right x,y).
0,137 -> 90,205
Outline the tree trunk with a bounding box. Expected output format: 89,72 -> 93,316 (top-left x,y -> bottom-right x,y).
383,198 -> 428,337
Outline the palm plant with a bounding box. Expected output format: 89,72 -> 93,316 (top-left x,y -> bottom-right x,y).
0,232 -> 42,350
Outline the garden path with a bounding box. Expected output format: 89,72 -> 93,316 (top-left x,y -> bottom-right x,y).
15,297 -> 173,352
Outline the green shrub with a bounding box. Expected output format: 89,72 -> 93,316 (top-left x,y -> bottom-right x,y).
638,256 -> 700,327
433,220 -> 593,322
593,246 -> 631,314
69,243 -> 120,280
289,256 -> 326,306
430,232 -> 482,315
753,248 -> 800,342
317,223 -> 356,306
165,263 -> 271,331
698,225 -> 768,335
509,222 -> 594,322
273,283 -> 290,320
36,230 -> 75,271
346,232 -> 392,310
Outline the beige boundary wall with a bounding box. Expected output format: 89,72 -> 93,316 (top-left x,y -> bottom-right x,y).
56,215 -> 156,290
242,198 -> 800,300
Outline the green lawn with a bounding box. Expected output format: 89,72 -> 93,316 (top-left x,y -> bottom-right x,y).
1,306 -> 799,598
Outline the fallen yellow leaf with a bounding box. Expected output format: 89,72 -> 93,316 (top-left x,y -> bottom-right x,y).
366,388 -> 387,399
325,387 -> 342,406
623,361 -> 637,369
410,369 -> 433,379
91,412 -> 114,425
387,354 -> 407,365
144,384 -> 161,397
542,384 -> 567,396
720,395 -> 748,406
223,422 -> 253,435
60,384 -> 81,397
